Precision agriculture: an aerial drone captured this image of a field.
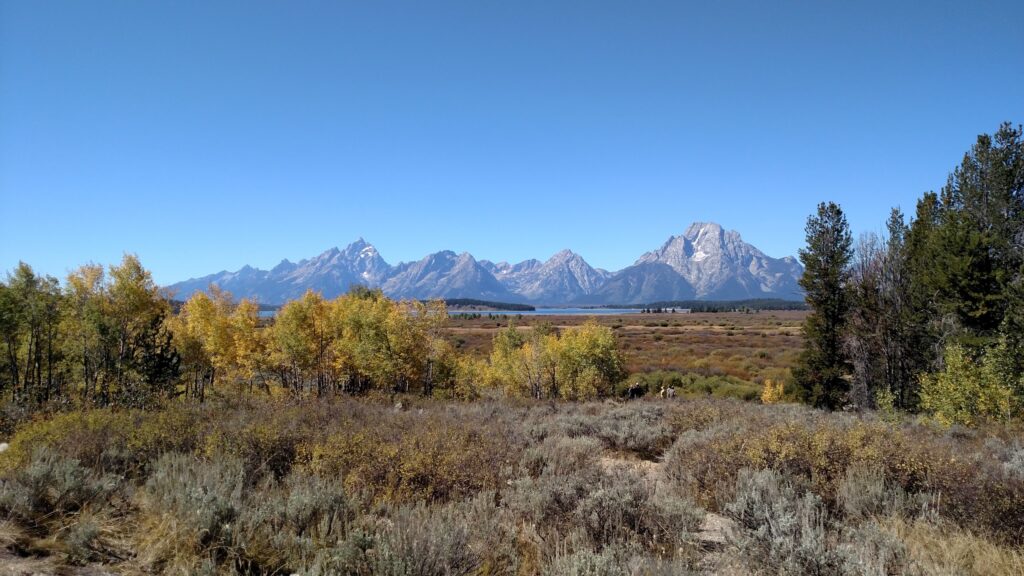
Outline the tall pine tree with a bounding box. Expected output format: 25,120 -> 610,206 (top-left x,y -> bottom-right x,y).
794,202 -> 853,409
907,123 -> 1024,347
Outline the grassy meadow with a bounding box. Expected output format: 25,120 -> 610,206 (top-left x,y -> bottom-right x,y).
450,311 -> 804,400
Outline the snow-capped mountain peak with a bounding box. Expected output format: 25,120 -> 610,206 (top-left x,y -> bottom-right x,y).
637,223 -> 802,299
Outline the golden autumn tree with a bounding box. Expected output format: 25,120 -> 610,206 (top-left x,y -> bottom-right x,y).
168,287 -> 232,401
106,254 -> 179,406
487,324 -> 521,382
487,320 -> 624,400
554,320 -> 624,400
487,323 -> 534,397
271,289 -> 332,396
231,298 -> 271,394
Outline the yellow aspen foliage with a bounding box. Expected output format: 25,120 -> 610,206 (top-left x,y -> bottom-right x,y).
268,288 -> 450,396
554,320 -> 624,400
487,319 -> 624,399
761,378 -> 785,404
919,344 -> 1012,427
453,355 -> 489,400
272,290 -> 331,395
169,286 -> 244,399
231,298 -> 270,389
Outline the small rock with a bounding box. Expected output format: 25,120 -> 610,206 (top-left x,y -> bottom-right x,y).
696,512 -> 735,550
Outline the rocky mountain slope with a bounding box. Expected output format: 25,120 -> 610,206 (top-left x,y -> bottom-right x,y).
635,222 -> 803,300
483,250 -> 611,303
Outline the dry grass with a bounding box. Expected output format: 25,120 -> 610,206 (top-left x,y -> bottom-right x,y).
881,517 -> 1024,575
448,311 -> 804,383
0,394 -> 1022,575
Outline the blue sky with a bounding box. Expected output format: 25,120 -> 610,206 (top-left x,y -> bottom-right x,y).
2,1 -> 1022,285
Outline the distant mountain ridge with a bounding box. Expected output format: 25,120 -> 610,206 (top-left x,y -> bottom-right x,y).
166,223 -> 804,305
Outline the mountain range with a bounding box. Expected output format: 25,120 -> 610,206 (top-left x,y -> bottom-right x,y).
166,222 -> 804,305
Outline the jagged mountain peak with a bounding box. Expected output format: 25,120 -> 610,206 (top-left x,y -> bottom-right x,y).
341,240 -> 386,270
343,237 -> 373,252
166,224 -> 803,305
637,222 -> 802,299
499,248 -> 607,302
420,250 -> 456,263
382,249 -> 514,301
270,259 -> 296,275
684,221 -> 723,238
546,249 -> 591,267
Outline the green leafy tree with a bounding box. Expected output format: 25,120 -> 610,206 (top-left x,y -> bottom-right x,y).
0,263 -> 64,406
61,264 -> 110,404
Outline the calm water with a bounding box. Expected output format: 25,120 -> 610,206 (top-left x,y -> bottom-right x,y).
449,307 -> 641,316
259,307 -> 644,318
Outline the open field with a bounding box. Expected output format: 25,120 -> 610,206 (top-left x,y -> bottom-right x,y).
1,395 -> 1022,575
449,311 -> 805,391
4,310 -> 1023,575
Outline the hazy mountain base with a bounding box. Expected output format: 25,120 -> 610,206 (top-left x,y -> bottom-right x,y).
0,396 -> 1021,575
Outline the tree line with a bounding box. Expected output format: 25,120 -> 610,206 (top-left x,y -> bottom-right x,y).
0,260 -> 625,413
797,122 -> 1023,424
640,299 -> 809,312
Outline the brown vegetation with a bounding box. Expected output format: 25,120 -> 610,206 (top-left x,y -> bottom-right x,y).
1,395 -> 1021,575
448,310 -> 804,383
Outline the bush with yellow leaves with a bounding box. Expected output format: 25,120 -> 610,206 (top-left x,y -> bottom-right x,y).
760,378 -> 785,404
919,344 -> 1013,427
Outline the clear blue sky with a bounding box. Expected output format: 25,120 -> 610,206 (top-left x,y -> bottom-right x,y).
2,1 -> 1022,285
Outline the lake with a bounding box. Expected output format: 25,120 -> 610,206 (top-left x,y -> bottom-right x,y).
259,307 -> 645,318
449,307 -> 642,316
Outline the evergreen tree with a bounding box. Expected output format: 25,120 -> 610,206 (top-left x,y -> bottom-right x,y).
908,124 -> 1023,347
794,202 -> 853,409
